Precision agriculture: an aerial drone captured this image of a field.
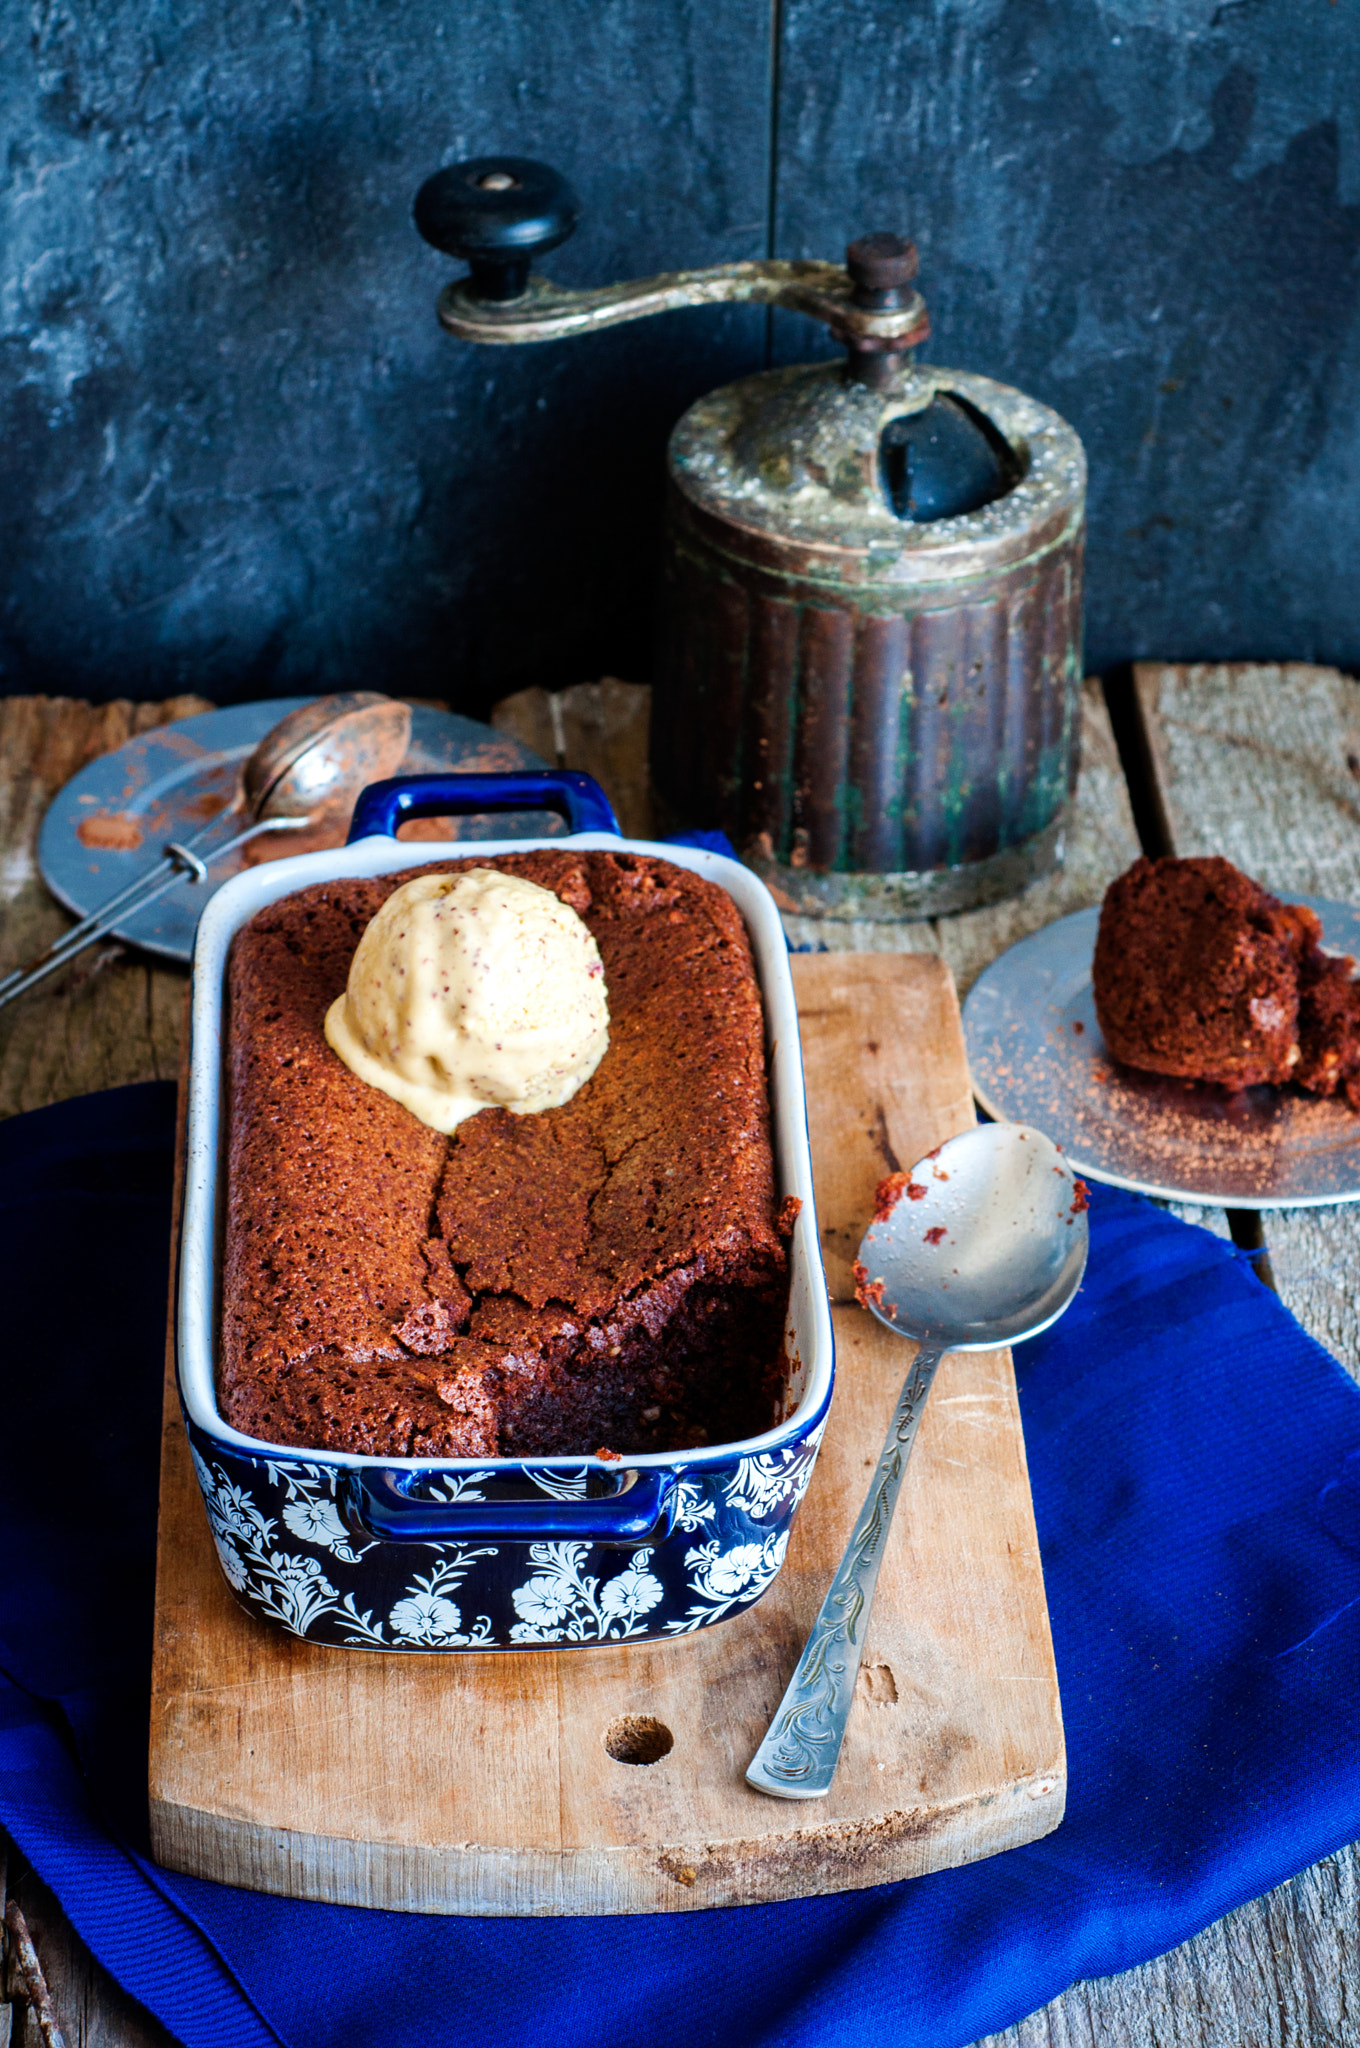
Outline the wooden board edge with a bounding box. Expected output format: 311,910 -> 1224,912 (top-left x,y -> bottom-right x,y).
966,1330 -> 1068,1800
148,1764 -> 1066,1917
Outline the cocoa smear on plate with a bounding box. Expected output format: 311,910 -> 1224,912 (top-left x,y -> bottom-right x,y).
76,812 -> 143,851
992,1018 -> 1357,1194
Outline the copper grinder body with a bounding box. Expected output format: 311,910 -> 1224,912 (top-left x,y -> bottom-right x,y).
652,361 -> 1086,920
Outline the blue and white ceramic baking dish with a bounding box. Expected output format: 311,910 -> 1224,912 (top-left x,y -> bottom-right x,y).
178,770 -> 833,1651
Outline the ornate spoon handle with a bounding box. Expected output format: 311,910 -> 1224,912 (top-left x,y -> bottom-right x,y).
746,1343 -> 946,1800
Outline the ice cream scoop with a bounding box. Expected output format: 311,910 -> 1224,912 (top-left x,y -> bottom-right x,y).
325,867 -> 609,1132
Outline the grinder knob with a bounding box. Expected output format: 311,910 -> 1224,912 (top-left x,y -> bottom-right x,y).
846,232 -> 919,309
413,157 -> 580,303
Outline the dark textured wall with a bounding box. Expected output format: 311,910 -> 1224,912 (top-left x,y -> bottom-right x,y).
2,1 -> 1357,712
772,0 -> 1360,680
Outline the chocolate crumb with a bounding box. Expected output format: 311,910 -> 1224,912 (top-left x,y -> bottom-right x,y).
873,1170 -> 926,1218
923,1225 -> 947,1245
852,1258 -> 886,1310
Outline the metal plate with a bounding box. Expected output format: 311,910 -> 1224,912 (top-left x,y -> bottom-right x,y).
39,699 -> 553,965
962,899 -> 1360,1209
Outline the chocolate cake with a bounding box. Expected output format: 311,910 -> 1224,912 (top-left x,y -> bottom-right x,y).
1092,855 -> 1360,1106
221,850 -> 791,1458
1296,946 -> 1360,1105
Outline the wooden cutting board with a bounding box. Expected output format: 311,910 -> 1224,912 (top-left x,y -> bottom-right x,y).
148,952 -> 1065,1915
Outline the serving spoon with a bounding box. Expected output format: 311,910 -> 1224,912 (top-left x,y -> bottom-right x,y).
0,692 -> 411,1011
747,1120 -> 1089,1800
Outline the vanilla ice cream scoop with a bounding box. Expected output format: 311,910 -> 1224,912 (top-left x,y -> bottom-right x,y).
324,868 -> 609,1133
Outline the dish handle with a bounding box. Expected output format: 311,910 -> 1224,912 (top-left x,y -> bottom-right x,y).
339,1467 -> 678,1547
346,769 -> 621,842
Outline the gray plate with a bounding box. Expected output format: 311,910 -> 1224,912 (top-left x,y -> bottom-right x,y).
962,898 -> 1360,1208
39,699 -> 554,965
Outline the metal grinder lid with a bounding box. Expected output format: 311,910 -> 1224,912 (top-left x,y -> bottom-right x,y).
667,361 -> 1086,584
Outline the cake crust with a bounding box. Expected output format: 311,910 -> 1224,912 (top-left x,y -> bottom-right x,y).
221,851 -> 788,1458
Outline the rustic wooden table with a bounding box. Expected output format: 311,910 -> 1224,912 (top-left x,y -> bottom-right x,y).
2,670 -> 1357,2046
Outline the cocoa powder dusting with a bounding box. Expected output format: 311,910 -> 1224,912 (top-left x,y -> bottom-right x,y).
76,812 -> 143,851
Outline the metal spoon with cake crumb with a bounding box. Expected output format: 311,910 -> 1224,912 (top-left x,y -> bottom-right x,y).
747,1121 -> 1088,1801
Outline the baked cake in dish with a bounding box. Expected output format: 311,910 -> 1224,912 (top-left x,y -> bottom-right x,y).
221,850 -> 792,1460
1092,855 -> 1360,1107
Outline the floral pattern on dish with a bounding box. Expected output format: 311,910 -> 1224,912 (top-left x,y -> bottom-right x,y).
185,1400 -> 829,1652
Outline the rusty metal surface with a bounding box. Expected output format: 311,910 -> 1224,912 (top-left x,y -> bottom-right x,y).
435,258 -> 929,350
668,361 -> 1084,567
747,812 -> 1069,921
4,1899 -> 68,2048
654,502 -> 1084,914
652,357 -> 1085,918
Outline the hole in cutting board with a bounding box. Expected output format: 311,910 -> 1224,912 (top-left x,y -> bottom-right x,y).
603,1715 -> 674,1766
859,1663 -> 899,1705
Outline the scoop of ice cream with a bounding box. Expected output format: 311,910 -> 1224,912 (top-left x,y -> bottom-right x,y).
324,867 -> 609,1133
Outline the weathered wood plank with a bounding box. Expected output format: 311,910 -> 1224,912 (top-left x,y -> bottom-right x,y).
0,696 -> 210,1123
1259,1211 -> 1360,1382
1,1855 -> 173,2048
3,676 -> 1346,2041
495,665 -> 1315,2048
1134,660 -> 1360,1377
1134,662 -> 1360,905
976,1840 -> 1360,2048
1059,659 -> 1360,2048
491,678 -> 655,838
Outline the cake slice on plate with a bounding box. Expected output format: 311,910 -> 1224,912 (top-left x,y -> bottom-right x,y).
1092,854 -> 1360,1107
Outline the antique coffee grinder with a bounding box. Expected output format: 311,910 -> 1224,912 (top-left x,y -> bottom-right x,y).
414,158 -> 1086,917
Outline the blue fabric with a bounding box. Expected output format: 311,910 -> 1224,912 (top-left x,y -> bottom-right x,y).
2,1083 -> 1360,2048
662,828 -> 737,858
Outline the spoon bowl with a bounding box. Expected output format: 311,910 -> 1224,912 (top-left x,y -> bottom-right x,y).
243,691 -> 412,825
858,1121 -> 1089,1351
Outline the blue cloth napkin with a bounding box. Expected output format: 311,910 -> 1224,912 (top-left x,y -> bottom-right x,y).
658,828 -> 736,857
3,1083 -> 1360,2048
